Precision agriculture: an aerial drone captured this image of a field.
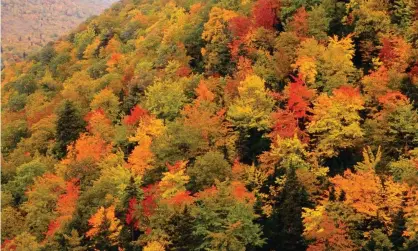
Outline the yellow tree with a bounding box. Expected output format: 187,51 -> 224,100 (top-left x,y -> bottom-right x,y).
307,86 -> 364,158
227,75 -> 274,131
86,205 -> 122,247
293,35 -> 358,91
127,114 -> 164,177
90,88 -> 120,121
158,161 -> 190,199
201,7 -> 238,75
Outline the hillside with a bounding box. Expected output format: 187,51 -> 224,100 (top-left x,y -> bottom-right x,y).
1,0 -> 116,64
1,0 -> 418,250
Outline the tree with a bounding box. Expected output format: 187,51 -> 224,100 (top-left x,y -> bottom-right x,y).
152,121 -> 208,166
85,109 -> 115,142
365,92 -> 418,157
292,38 -> 325,85
361,66 -> 390,102
63,229 -> 87,251
165,206 -> 198,251
58,133 -> 112,189
1,206 -> 26,242
127,113 -> 165,177
346,0 -> 391,67
83,38 -> 101,59
307,5 -> 330,41
293,35 -> 358,91
252,0 -> 279,30
378,36 -> 411,73
3,232 -> 41,251
10,74 -> 37,95
302,206 -> 357,251
227,75 -> 275,131
286,7 -> 309,38
331,169 -> 408,226
263,167 -> 309,251
54,100 -> 85,159
259,135 -> 309,174
21,173 -> 66,240
307,86 -> 364,158
187,151 -> 231,191
144,80 -> 187,122
192,181 -> 264,251
45,179 -> 80,237
181,81 -> 228,147
319,35 -> 358,91
143,241 -> 165,251
90,88 -> 120,121
76,163 -> 131,231
284,76 -> 315,119
86,205 -> 122,249
201,7 -> 237,75
64,133 -> 111,163
123,105 -> 149,126
5,159 -> 47,205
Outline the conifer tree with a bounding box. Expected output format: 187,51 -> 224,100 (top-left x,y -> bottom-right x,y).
54,100 -> 85,159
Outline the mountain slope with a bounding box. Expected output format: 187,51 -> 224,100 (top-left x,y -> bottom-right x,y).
1,0 -> 418,250
1,0 -> 117,64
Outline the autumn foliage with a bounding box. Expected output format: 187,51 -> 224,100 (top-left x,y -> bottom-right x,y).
2,0 -> 418,250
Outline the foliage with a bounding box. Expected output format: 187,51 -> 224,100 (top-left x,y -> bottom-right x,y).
192,181 -> 264,251
187,151 -> 231,191
2,0 -> 418,249
144,79 -> 187,122
54,100 -> 86,159
227,75 -> 274,131
307,86 -> 365,158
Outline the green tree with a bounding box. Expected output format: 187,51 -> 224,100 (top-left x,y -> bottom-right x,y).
192,180 -> 264,251
144,80 -> 187,122
1,119 -> 28,155
54,100 -> 86,159
10,74 -> 37,95
263,167 -> 309,251
3,232 -> 41,251
166,206 -> 199,251
63,229 -> 88,251
21,173 -> 66,240
5,159 -> 47,205
365,93 -> 418,158
187,151 -> 231,191
152,122 -> 207,168
307,5 -> 330,41
90,88 -> 120,121
1,206 -> 26,242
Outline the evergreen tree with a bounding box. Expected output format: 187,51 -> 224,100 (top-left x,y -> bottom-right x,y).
166,206 -> 199,251
390,210 -> 407,250
54,100 -> 85,159
264,167 -> 309,251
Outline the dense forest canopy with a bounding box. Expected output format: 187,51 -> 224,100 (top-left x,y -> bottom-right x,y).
1,0 -> 418,250
1,0 -> 116,64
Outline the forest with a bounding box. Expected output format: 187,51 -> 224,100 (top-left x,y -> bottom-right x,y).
1,0 -> 418,250
1,0 -> 116,64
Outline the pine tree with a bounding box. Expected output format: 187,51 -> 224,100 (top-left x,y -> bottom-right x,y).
166,206 -> 198,251
264,167 -> 309,250
54,100 -> 85,159
390,210 -> 407,249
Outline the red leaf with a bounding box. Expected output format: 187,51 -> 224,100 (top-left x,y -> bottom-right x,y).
252,0 -> 279,29
123,105 -> 149,126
